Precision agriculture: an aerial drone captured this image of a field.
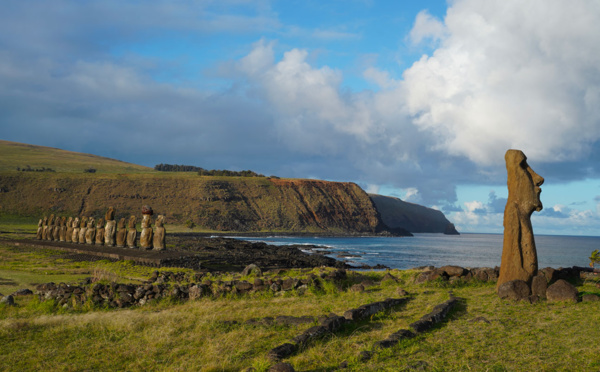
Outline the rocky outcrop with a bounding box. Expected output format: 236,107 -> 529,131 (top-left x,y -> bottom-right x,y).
369,194 -> 459,234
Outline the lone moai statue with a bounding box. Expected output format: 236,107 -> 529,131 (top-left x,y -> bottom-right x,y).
127,215 -> 137,248
46,214 -> 55,241
36,219 -> 43,240
78,217 -> 88,244
95,217 -> 105,245
497,149 -> 544,289
116,218 -> 127,248
153,215 -> 166,251
65,217 -> 74,243
59,216 -> 67,242
104,207 -> 117,246
140,205 -> 153,249
85,217 -> 96,244
72,217 -> 80,242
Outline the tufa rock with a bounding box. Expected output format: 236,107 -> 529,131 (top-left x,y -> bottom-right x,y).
268,363 -> 295,372
531,274 -> 547,299
498,150 -> 544,289
127,215 -> 137,248
546,279 -> 578,303
153,215 -> 166,251
116,218 -> 127,248
582,294 -> 600,302
497,279 -> 531,301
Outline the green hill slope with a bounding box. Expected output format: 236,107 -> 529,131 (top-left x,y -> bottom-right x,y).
0,140 -> 152,173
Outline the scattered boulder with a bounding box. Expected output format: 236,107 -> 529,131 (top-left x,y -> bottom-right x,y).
531,274 -> 547,299
415,270 -> 446,284
1,295 -> 15,306
439,265 -> 466,277
497,280 -> 531,301
546,279 -> 578,303
350,284 -> 365,292
268,362 -> 295,372
12,288 -> 33,296
582,294 -> 600,302
241,264 -> 262,276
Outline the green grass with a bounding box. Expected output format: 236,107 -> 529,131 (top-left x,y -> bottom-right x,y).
1,239 -> 599,371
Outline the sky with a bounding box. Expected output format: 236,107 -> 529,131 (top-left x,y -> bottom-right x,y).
2,0 -> 600,236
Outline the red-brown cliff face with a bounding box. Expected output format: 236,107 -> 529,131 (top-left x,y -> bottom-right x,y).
0,173 -> 405,235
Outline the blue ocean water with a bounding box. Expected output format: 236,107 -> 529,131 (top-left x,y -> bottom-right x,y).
238,233 -> 600,270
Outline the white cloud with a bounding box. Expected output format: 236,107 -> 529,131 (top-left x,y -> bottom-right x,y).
409,10 -> 446,45
404,0 -> 600,165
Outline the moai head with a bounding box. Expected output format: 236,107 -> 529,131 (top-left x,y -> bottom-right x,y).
73,217 -> 79,228
96,217 -> 104,228
49,214 -> 55,225
42,216 -> 48,225
67,217 -> 73,227
87,217 -> 95,228
80,216 -> 88,229
505,149 -> 544,216
38,219 -> 43,227
105,207 -> 115,221
118,217 -> 126,229
156,215 -> 165,228
141,205 -> 153,216
128,215 -> 137,229
61,216 -> 67,227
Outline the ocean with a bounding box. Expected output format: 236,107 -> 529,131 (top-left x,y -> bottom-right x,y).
237,233 -> 599,270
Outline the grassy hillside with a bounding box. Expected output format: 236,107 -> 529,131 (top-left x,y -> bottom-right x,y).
0,140 -> 393,234
0,140 -> 152,173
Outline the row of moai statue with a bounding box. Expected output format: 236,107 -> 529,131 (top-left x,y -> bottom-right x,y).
35,206 -> 166,250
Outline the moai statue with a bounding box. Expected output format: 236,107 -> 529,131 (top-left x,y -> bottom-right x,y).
36,219 -> 43,240
46,214 -> 55,241
95,217 -> 105,245
116,218 -> 127,248
497,150 -> 544,290
41,216 -> 48,240
127,215 -> 137,248
85,217 -> 96,244
52,217 -> 60,241
104,207 -> 117,246
72,217 -> 80,243
78,217 -> 88,244
153,215 -> 166,251
140,205 -> 153,249
65,217 -> 74,243
59,217 -> 67,242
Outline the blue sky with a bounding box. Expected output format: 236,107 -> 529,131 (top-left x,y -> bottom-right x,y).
2,0 -> 600,236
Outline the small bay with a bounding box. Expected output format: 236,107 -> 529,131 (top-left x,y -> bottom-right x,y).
238,233 -> 599,270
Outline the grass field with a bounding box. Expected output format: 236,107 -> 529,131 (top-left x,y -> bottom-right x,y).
1,229 -> 600,371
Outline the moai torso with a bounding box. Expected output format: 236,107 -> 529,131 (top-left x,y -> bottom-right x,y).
72,217 -> 80,242
65,217 -> 74,243
59,217 -> 67,242
85,218 -> 96,244
36,219 -> 43,240
116,218 -> 127,247
78,217 -> 88,244
104,207 -> 117,246
95,218 -> 105,245
127,216 -> 137,248
140,214 -> 153,249
153,215 -> 166,251
41,216 -> 48,240
46,215 -> 55,241
52,217 -> 60,241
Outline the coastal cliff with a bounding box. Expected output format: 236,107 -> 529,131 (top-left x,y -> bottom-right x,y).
0,172 -> 408,235
369,194 -> 459,235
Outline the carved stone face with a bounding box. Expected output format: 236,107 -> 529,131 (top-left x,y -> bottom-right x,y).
96,218 -> 104,228
505,149 -> 544,214
105,207 -> 115,221
128,216 -> 137,228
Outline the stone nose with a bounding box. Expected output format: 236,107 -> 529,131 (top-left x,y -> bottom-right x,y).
531,170 -> 544,187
